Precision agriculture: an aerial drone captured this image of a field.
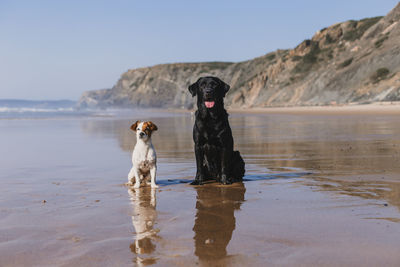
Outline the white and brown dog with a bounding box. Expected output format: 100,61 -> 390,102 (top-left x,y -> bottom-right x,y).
128,121 -> 158,188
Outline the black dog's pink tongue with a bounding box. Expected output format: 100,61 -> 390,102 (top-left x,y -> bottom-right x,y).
205,101 -> 215,108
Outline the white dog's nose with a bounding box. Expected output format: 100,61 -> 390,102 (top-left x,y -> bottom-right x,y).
139,132 -> 145,138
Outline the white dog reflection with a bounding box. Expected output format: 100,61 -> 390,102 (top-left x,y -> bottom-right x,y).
128,187 -> 159,266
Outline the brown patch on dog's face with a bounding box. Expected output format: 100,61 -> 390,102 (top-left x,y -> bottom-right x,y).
141,121 -> 158,137
130,120 -> 140,132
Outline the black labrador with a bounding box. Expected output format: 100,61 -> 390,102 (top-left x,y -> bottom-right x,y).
188,76 -> 245,185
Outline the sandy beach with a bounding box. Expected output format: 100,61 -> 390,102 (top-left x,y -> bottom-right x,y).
1,107 -> 400,266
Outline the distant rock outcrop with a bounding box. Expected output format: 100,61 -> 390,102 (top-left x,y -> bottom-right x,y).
78,3 -> 400,109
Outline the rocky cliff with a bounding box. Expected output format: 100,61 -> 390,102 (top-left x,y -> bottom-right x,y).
78,3 -> 400,109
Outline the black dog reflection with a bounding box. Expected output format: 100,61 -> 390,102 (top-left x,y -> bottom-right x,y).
128,187 -> 158,266
193,183 -> 246,261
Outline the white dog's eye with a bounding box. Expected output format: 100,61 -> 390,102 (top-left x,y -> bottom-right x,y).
137,128 -> 140,130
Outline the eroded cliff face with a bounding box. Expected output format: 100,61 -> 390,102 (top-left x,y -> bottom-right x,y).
78,3 -> 400,109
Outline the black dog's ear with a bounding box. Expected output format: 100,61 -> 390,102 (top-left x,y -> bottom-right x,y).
188,79 -> 199,97
218,78 -> 230,97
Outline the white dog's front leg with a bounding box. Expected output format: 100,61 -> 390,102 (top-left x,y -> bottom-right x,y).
133,168 -> 141,188
150,166 -> 158,188
127,167 -> 135,185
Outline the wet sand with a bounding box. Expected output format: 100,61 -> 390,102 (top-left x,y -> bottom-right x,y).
229,102 -> 400,115
1,109 -> 400,266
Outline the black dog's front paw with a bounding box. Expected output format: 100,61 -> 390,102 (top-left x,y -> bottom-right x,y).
221,174 -> 232,185
190,180 -> 203,185
191,174 -> 205,185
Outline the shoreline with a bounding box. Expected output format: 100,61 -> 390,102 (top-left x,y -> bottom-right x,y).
227,101 -> 400,115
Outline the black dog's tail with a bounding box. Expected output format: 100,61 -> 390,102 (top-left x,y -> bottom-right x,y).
231,151 -> 245,182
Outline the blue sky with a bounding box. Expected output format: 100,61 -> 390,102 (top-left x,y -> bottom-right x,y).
1,0 -> 398,100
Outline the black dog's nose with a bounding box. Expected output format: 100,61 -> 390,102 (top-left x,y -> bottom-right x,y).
205,89 -> 213,97
139,132 -> 145,137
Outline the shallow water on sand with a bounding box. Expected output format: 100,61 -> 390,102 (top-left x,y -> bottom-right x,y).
1,110 -> 400,266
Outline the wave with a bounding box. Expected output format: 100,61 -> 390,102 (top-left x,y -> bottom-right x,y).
0,106 -> 120,119
0,107 -> 75,113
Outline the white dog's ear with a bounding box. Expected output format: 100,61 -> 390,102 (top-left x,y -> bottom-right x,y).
147,121 -> 158,131
130,120 -> 140,131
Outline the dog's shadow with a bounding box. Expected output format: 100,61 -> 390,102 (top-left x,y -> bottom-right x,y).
156,171 -> 312,186
243,171 -> 312,182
